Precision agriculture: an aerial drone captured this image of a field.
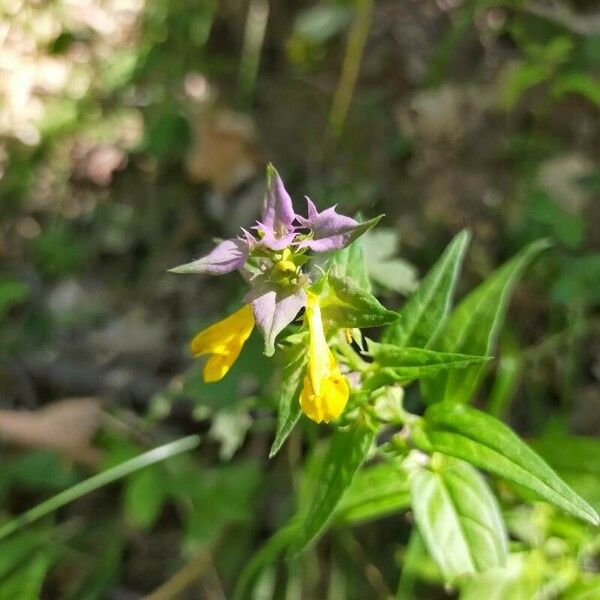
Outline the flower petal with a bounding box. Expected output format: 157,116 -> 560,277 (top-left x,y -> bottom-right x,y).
253,221 -> 297,251
169,238 -> 248,275
190,304 -> 255,382
297,198 -> 380,253
246,283 -> 306,356
190,304 -> 255,356
261,164 -> 296,232
299,292 -> 349,423
300,365 -> 349,423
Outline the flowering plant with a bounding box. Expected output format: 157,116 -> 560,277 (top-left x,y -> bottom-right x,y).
171,164 -> 384,423
173,167 -> 599,595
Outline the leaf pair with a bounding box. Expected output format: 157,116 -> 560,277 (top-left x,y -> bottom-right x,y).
383,231 -> 551,405
409,405 -> 600,584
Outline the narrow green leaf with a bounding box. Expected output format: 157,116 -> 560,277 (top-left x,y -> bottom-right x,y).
410,456 -> 508,582
269,347 -> 308,458
369,342 -> 489,374
383,230 -> 471,348
364,342 -> 490,390
0,533 -> 48,581
291,423 -> 374,553
320,274 -> 398,329
336,460 -> 410,524
414,403 -> 600,526
423,239 -> 551,404
0,554 -> 49,600
0,435 -> 201,542
233,521 -> 299,600
532,434 -> 600,512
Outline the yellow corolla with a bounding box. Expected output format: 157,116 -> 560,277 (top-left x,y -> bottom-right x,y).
300,292 -> 350,423
190,304 -> 255,382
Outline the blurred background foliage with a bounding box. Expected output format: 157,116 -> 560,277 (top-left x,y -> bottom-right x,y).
0,0 -> 599,597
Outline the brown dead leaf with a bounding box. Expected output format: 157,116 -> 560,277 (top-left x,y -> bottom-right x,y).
0,398 -> 103,465
185,104 -> 261,194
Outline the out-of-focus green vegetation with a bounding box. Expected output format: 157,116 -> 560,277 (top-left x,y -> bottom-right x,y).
0,0 -> 599,597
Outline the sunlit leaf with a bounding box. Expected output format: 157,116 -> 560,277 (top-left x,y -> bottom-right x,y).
320,273 -> 398,329
269,344 -> 308,458
410,455 -> 508,581
414,403 -> 600,526
291,423 -> 374,553
422,239 -> 550,404
383,230 -> 470,348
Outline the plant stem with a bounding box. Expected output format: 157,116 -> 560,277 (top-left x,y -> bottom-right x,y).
0,434 -> 201,542
336,336 -> 370,373
326,0 -> 373,141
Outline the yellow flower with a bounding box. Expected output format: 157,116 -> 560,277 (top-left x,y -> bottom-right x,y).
190,305 -> 255,383
300,292 -> 350,423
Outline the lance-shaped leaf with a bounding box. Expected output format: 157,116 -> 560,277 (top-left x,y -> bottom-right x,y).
531,434 -> 600,512
320,274 -> 398,329
364,341 -> 490,388
291,422 -> 374,553
422,239 -> 551,404
413,402 -> 600,526
410,455 -> 508,581
269,344 -> 308,458
233,520 -> 299,600
383,230 -> 471,348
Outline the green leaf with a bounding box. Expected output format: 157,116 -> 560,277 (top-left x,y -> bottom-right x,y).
320,273 -> 398,329
184,462 -> 261,544
367,341 -> 489,380
123,465 -> 167,529
459,553 -> 542,600
269,346 -> 308,458
501,62 -> 550,110
336,460 -> 410,524
532,434 -> 600,512
383,230 -> 471,348
552,72 -> 600,107
291,423 -> 374,553
0,533 -> 47,580
410,455 -> 508,582
423,239 -> 550,404
0,278 -> 30,320
0,554 -> 49,600
414,403 -> 600,526
563,576 -> 600,600
330,237 -> 371,292
233,522 -> 298,600
531,434 -> 600,477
